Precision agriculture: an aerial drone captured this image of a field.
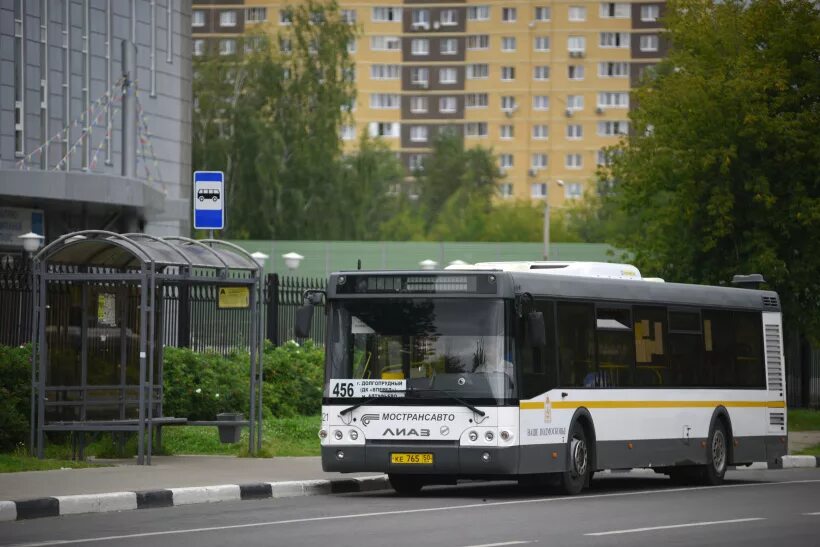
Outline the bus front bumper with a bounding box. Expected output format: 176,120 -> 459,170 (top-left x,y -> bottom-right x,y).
322,444 -> 521,475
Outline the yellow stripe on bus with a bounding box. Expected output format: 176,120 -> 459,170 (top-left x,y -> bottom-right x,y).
519,400 -> 786,410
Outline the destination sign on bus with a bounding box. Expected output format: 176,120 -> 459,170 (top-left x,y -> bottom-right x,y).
337,274 -> 498,295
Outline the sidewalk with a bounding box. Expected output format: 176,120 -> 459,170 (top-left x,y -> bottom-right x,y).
0,456 -> 375,501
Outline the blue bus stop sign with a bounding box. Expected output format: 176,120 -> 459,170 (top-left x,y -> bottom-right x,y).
193,171 -> 224,230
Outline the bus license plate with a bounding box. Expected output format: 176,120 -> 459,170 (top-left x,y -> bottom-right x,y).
391,453 -> 433,465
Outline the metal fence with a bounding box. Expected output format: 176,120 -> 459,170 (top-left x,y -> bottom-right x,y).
0,261 -> 34,346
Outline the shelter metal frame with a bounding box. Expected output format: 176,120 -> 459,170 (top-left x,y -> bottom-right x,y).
30,230 -> 264,464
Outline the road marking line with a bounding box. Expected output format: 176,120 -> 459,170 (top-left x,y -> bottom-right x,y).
6,480 -> 820,547
461,541 -> 533,547
585,518 -> 766,536
803,512 -> 820,515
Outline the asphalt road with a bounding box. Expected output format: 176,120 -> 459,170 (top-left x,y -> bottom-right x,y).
2,468 -> 819,547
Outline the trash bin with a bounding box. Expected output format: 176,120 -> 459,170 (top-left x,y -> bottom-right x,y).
216,412 -> 244,443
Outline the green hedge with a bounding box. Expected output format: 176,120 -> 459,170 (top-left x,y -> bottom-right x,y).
0,342 -> 326,450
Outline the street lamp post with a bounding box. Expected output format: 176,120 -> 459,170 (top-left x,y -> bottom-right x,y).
19,232 -> 44,456
250,252 -> 268,452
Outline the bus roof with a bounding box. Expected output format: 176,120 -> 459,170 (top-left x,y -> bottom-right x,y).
445,261 -> 643,280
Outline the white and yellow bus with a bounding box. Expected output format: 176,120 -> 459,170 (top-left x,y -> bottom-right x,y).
297,263 -> 787,495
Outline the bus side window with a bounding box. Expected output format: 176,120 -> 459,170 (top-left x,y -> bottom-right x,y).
595,306 -> 634,387
733,312 -> 765,388
702,310 -> 734,386
517,300 -> 557,399
668,310 -> 703,387
557,303 -> 595,388
633,307 -> 668,386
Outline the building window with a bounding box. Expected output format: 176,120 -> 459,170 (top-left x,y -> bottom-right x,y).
568,65 -> 585,80
341,124 -> 356,141
219,39 -> 236,55
599,62 -> 629,77
371,64 -> 400,80
370,93 -> 400,109
534,6 -> 551,21
502,36 -> 517,51
597,149 -> 612,166
371,36 -> 401,50
600,32 -> 630,48
347,39 -> 357,54
568,6 -> 587,21
466,64 -> 489,79
534,36 -> 550,51
468,5 -> 490,21
465,122 -> 488,137
501,96 -> 517,111
193,39 -> 205,56
245,36 -> 264,54
372,7 -> 402,22
567,94 -> 584,111
600,3 -> 631,18
566,153 -> 582,168
501,66 -> 516,81
279,9 -> 292,25
410,96 -> 429,113
411,9 -> 430,29
597,120 -> 630,136
220,11 -> 237,27
440,38 -> 458,55
341,9 -> 357,24
279,38 -> 292,53
597,92 -> 630,109
531,153 -> 548,169
410,126 -> 428,142
410,67 -> 429,85
502,7 -> 517,22
411,39 -> 429,55
465,93 -> 489,108
246,7 -> 267,22
409,154 -> 426,171
533,66 -> 550,80
467,35 -> 489,50
440,9 -> 458,26
500,154 -> 514,169
533,95 -> 549,110
531,183 -> 547,198
566,182 -> 583,199
532,124 -> 548,139
439,68 -> 458,84
500,125 -> 514,139
439,96 -> 457,113
640,34 -> 659,52
192,10 -> 205,27
567,124 -> 583,139
568,36 -> 586,53
369,122 -> 396,137
641,5 -> 660,22
500,183 -> 514,198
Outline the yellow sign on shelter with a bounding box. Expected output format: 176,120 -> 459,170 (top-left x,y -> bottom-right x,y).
217,287 -> 250,309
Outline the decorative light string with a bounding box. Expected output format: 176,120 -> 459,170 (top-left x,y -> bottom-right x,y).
135,90 -> 165,192
15,77 -> 125,170
53,88 -> 124,171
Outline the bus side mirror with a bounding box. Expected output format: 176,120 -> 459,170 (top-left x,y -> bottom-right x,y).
294,304 -> 314,338
527,311 -> 546,347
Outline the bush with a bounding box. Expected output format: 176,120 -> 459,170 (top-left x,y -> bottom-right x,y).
0,345 -> 31,450
261,340 -> 324,417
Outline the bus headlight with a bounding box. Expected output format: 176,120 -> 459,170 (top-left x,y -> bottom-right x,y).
485,431 -> 495,442
349,430 -> 359,441
318,429 -> 328,439
500,430 -> 511,441
334,430 -> 343,440
469,431 -> 479,442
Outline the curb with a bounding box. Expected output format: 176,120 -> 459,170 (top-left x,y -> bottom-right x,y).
0,475 -> 390,522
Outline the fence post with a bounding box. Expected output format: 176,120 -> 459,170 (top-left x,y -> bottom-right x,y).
266,273 -> 279,346
177,276 -> 190,348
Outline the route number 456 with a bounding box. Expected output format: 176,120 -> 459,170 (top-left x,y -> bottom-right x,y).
332,382 -> 355,398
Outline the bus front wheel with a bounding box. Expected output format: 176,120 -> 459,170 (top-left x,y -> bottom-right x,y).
388,474 -> 424,495
559,422 -> 591,495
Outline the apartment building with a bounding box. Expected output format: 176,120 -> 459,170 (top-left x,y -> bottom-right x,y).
191,1 -> 666,207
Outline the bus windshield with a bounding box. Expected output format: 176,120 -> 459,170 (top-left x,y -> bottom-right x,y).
326,299 -> 514,402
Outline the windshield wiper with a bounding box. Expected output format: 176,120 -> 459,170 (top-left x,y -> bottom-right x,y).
337,387 -> 486,417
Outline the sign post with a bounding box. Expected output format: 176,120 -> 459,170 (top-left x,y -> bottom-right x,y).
193,171 -> 225,236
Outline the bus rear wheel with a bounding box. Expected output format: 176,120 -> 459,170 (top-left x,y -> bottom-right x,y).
701,422 -> 728,485
389,474 -> 424,495
559,422 -> 591,495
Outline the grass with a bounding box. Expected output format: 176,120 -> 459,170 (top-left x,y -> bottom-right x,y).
796,443 -> 820,457
788,409 -> 820,431
0,453 -> 103,473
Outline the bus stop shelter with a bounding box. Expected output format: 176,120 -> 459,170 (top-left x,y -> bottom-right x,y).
29,230 -> 264,464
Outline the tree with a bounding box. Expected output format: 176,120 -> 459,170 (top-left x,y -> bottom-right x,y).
605,0 -> 820,337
